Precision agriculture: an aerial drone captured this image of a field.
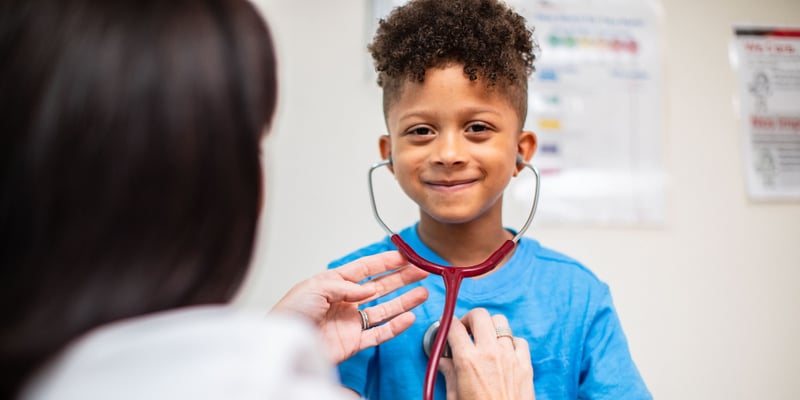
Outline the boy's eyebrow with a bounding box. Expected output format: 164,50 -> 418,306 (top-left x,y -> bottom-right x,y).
396,106 -> 504,122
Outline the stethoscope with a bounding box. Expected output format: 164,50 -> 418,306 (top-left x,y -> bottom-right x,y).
367,154 -> 541,400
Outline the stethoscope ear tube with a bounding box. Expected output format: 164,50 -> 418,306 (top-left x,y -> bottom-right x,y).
512,160 -> 540,243
368,159 -> 396,237
368,159 -> 540,241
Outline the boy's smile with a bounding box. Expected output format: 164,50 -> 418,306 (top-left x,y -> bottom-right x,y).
425,178 -> 478,192
380,64 -> 536,227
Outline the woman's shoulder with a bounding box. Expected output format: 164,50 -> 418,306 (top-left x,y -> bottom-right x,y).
22,306 -> 350,400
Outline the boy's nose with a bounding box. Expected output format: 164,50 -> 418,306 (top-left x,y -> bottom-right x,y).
430,131 -> 467,167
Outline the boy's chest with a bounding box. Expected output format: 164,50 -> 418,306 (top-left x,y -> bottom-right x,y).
373,291 -> 582,399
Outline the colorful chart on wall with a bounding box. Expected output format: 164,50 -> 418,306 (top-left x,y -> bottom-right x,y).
731,26 -> 800,201
369,0 -> 666,226
506,0 -> 666,226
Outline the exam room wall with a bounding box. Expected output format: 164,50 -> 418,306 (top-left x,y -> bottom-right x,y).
237,0 -> 800,399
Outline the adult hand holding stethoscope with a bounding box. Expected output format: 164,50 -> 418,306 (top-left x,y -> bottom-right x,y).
438,309 -> 535,400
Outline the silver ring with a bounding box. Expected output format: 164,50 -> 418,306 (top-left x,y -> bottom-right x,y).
495,326 -> 513,339
358,309 -> 370,331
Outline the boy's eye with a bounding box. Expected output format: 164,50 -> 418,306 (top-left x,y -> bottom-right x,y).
466,123 -> 490,133
408,127 -> 433,135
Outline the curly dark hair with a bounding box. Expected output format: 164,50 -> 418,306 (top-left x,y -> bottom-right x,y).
369,0 -> 537,124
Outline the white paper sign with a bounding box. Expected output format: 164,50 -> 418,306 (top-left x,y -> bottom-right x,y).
731,26 -> 800,200
506,0 -> 666,226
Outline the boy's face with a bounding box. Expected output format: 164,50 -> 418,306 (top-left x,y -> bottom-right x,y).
380,65 -> 536,225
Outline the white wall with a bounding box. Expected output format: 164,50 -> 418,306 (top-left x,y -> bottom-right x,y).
237,1 -> 800,399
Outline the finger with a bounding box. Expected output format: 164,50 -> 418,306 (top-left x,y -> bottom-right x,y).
357,310 -> 416,350
461,308 -> 495,345
513,337 -> 535,398
332,251 -> 413,283
445,316 -> 473,356
313,277 -> 376,304
513,337 -> 533,375
437,357 -> 459,400
437,356 -> 455,379
491,314 -> 515,350
358,265 -> 429,304
362,286 -> 428,326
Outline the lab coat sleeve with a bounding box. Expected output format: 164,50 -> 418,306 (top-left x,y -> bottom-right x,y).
21,308 -> 355,400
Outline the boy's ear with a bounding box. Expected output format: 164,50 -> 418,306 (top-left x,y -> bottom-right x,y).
514,130 -> 537,176
378,134 -> 394,173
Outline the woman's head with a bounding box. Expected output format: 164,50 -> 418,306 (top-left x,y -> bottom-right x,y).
0,0 -> 276,395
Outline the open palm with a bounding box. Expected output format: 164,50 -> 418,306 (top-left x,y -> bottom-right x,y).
272,251 -> 429,363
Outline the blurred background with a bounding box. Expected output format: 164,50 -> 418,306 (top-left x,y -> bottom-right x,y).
236,0 -> 800,399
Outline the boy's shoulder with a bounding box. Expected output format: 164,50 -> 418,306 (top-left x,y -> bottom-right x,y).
327,236 -> 394,269
520,236 -> 604,285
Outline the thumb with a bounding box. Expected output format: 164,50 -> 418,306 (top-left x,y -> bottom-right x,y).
438,357 -> 455,379
438,358 -> 460,400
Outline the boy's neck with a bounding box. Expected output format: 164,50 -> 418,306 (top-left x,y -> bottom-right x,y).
416,208 -> 514,268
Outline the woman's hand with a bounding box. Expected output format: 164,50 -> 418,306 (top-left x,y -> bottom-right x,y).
271,251 -> 429,364
439,308 -> 535,400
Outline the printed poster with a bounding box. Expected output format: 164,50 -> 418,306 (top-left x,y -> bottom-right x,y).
731,26 -> 800,200
505,0 -> 665,226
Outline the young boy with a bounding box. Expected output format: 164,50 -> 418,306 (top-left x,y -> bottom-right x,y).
329,0 -> 652,399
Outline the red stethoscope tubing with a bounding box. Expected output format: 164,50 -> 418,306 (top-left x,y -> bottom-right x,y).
391,235 -> 516,400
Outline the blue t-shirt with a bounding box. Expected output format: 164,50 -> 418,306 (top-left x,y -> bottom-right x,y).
329,224 -> 651,400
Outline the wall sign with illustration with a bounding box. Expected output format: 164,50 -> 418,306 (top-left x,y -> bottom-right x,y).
731,26 -> 800,200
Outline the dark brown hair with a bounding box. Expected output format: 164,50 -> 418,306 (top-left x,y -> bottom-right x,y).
0,0 -> 277,397
368,0 -> 537,124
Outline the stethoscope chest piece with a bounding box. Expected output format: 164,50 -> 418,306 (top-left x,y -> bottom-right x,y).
422,320 -> 451,358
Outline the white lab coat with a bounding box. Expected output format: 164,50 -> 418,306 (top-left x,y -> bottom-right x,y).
21,306 -> 354,400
